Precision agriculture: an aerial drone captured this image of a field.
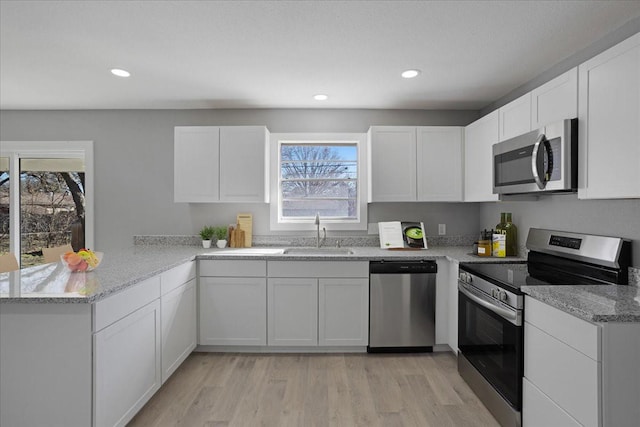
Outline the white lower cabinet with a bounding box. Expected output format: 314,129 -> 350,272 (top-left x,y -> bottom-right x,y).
161,279 -> 196,383
523,296 -> 640,427
198,260 -> 267,346
523,378 -> 581,427
318,278 -> 369,346
268,278 -> 318,346
160,261 -> 197,383
267,261 -> 369,347
94,299 -> 162,427
199,276 -> 267,345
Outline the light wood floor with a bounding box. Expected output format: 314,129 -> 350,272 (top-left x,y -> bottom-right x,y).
129,351 -> 499,427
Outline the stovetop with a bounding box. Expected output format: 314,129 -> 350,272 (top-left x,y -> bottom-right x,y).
459,261 -> 612,294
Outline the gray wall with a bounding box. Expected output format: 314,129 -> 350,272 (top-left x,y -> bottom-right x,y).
0,109 -> 479,250
480,196 -> 640,267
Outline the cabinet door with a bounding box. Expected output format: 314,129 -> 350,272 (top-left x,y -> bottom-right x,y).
268,278 -> 317,346
416,127 -> 463,201
447,259 -> 459,353
434,259 -> 450,346
499,92 -> 532,141
199,277 -> 267,346
531,67 -> 578,128
161,279 -> 196,384
464,110 -> 500,201
524,322 -> 599,427
318,278 -> 368,346
219,126 -> 268,202
94,300 -> 161,427
523,378 -> 581,427
578,33 -> 640,199
368,126 -> 417,202
174,126 -> 220,202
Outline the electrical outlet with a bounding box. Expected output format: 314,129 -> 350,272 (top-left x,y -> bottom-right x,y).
438,224 -> 446,235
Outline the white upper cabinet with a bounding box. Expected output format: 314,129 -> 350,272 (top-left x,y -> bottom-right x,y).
174,126 -> 220,202
464,110 -> 500,202
368,126 -> 463,202
578,33 -> 640,199
531,67 -> 578,128
174,126 -> 269,203
416,127 -> 464,201
499,92 -> 532,141
368,126 -> 417,202
219,126 -> 269,202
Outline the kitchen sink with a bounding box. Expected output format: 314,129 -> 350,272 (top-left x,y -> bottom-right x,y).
283,247 -> 355,255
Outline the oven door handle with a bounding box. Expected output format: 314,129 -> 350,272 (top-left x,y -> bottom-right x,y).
458,283 -> 521,326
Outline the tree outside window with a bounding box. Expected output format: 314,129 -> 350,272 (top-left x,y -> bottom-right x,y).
280,142 -> 358,220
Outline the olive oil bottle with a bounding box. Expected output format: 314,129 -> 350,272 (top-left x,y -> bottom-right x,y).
496,212 -> 506,235
504,212 -> 518,256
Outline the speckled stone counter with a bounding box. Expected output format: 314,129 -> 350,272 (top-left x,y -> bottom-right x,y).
0,245 -> 524,303
521,285 -> 640,322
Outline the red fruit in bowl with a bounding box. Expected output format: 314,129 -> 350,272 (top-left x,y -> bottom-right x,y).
75,260 -> 89,272
66,253 -> 83,266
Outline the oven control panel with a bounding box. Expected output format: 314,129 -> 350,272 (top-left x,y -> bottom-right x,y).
549,234 -> 582,250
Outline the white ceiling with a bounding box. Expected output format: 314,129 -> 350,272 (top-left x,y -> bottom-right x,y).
2,1 -> 640,110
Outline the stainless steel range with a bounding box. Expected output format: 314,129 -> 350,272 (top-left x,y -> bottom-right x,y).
457,228 -> 631,427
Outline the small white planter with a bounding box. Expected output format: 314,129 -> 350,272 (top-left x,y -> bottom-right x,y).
202,240 -> 212,249
216,239 -> 228,248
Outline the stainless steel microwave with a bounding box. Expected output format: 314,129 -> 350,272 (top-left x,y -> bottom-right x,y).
493,118 -> 577,195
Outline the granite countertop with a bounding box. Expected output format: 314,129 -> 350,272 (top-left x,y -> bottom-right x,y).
521,285 -> 640,323
5,245 -> 640,324
0,245 -> 524,303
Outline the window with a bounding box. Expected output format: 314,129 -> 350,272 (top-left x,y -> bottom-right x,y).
0,142 -> 94,268
270,133 -> 367,231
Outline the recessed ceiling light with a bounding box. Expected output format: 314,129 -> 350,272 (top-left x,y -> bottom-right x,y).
401,69 -> 421,79
110,68 -> 131,77
314,94 -> 328,101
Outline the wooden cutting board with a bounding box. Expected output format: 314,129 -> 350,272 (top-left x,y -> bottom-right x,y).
236,213 -> 253,247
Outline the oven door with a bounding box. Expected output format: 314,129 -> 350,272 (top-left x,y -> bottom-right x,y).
458,282 -> 523,410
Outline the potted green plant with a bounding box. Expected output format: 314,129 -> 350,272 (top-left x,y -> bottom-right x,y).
199,225 -> 215,248
213,226 -> 228,248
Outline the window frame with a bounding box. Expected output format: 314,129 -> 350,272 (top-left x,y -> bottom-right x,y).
0,141 -> 94,261
269,133 -> 368,231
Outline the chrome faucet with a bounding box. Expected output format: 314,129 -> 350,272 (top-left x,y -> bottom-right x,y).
315,213 -> 326,248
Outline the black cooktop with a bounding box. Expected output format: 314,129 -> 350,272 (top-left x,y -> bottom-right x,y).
459,260 -> 616,294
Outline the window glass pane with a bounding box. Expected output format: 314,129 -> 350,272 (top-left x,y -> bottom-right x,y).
280,143 -> 358,220
0,157 -> 8,256
20,158 -> 85,267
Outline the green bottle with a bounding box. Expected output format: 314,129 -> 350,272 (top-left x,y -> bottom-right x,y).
504,213 -> 518,256
496,212 -> 506,235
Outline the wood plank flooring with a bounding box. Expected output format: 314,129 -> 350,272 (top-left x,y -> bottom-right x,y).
128,352 -> 499,427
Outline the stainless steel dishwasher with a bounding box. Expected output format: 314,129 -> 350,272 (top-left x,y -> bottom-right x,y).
368,260 -> 437,352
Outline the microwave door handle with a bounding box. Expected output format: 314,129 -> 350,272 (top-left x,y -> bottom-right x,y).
531,134 -> 547,189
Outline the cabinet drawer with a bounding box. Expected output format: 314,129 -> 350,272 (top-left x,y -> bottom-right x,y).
524,322 -> 599,427
199,259 -> 266,277
93,276 -> 161,332
523,378 -> 581,427
525,296 -> 599,360
268,261 -> 368,278
161,261 -> 196,295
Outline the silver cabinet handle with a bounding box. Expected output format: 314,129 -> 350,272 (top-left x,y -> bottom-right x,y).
531,134 -> 547,190
458,282 -> 521,326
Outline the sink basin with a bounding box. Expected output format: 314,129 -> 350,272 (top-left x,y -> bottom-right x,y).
283,247 -> 355,255
214,248 -> 285,255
